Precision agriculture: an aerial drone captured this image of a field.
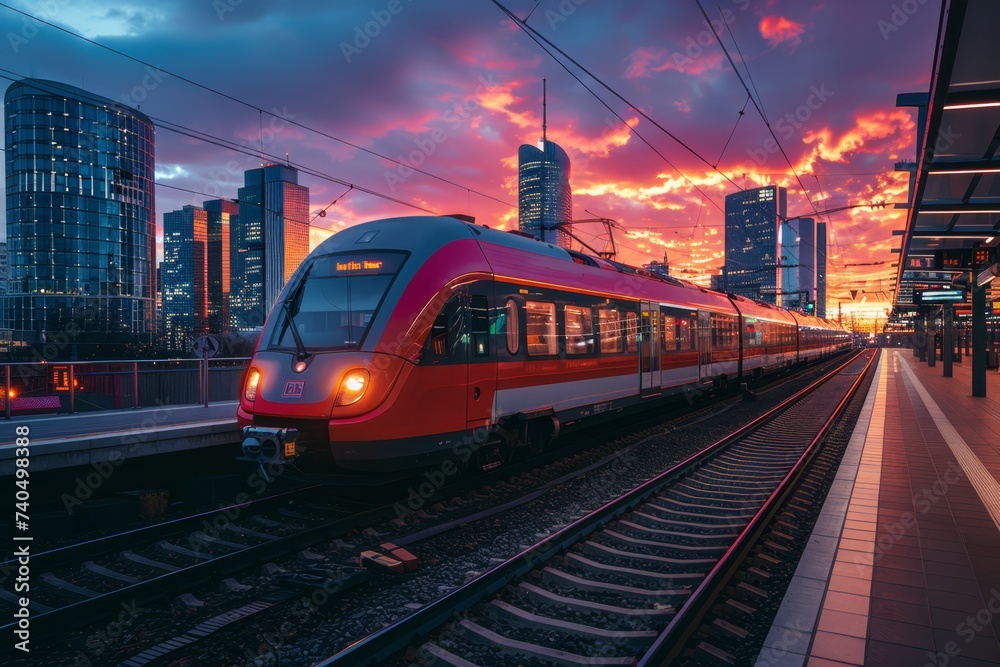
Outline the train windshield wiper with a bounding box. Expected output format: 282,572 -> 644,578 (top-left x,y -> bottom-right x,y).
278,300 -> 309,359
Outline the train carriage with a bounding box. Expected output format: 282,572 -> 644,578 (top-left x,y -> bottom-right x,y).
238,216 -> 851,474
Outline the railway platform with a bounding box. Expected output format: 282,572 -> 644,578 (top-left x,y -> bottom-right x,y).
0,402 -> 239,474
757,349 -> 1000,666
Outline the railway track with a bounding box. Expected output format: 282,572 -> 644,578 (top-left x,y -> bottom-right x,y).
312,349 -> 877,666
0,485 -> 379,642
8,354 -> 858,665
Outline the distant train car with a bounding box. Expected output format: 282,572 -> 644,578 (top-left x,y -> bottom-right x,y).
237,216 -> 850,474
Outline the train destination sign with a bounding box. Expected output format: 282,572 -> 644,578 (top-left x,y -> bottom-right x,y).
315,252 -> 406,276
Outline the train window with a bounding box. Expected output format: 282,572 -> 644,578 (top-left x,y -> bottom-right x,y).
564,306 -> 594,355
428,295 -> 465,359
662,314 -> 676,351
267,251 -> 406,352
525,301 -> 558,356
471,295 -> 489,358
678,317 -> 692,350
625,311 -> 638,353
505,299 -> 520,355
598,309 -> 621,353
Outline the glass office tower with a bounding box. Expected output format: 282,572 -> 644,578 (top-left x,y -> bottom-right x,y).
2,78 -> 155,355
230,164 -> 309,331
724,186 -> 786,305
162,205 -> 208,352
204,198 -> 237,334
518,141 -> 573,249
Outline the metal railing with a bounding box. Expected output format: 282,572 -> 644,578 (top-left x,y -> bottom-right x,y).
1,357 -> 251,419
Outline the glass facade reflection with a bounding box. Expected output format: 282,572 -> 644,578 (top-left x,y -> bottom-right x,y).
724,186 -> 786,305
203,198 -> 236,334
518,141 -> 573,249
162,205 -> 208,351
2,79 -> 155,354
230,164 -> 309,331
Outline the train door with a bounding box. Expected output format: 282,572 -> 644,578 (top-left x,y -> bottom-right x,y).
697,310 -> 712,381
466,289 -> 497,428
640,301 -> 661,395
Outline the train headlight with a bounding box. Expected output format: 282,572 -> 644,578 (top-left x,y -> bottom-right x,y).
336,369 -> 369,406
244,367 -> 261,402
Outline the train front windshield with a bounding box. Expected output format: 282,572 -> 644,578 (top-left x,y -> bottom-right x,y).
267,252 -> 407,351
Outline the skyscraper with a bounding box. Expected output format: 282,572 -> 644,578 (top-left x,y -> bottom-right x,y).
724,186 -> 787,304
780,217 -> 813,310
162,205 -> 208,351
779,217 -> 829,314
2,79 -> 155,355
230,164 -> 309,331
203,198 -> 237,334
518,141 -> 573,249
816,221 -> 828,318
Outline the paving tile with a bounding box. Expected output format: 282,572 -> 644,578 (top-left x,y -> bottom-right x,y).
867,617 -> 936,651
816,609 -> 868,638
809,631 -> 866,664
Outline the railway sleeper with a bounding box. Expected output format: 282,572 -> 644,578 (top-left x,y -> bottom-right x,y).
667,489 -> 766,506
615,519 -> 735,544
562,552 -> 705,586
457,618 -> 636,666
731,580 -> 769,602
719,597 -> 757,620
677,480 -> 774,497
628,510 -> 746,537
484,599 -> 659,649
597,531 -> 718,563
692,640 -> 738,666
578,541 -> 714,573
611,522 -> 731,551
651,496 -> 756,516
645,501 -> 754,523
751,550 -> 781,568
516,581 -> 675,623
417,642 -> 481,667
541,566 -> 693,604
692,470 -> 784,485
708,617 -> 749,642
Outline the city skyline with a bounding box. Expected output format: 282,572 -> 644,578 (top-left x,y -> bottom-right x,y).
0,1 -> 942,327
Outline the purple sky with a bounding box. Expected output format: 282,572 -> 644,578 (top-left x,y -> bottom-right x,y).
0,0 -> 943,323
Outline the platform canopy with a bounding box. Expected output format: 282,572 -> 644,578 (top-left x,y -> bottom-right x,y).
893,0 -> 1000,310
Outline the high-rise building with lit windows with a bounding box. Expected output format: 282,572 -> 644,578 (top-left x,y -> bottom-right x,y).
2,78 -> 155,355
203,198 -> 237,334
230,164 -> 309,331
162,205 -> 208,351
518,140 -> 573,249
724,186 -> 787,305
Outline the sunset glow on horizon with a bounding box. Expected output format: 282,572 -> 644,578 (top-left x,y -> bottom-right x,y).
0,1 -> 941,331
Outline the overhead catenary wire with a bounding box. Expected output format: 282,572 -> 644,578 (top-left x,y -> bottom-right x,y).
692,0 -> 822,219
492,0 -> 742,193
0,2 -> 515,210
0,68 -> 439,216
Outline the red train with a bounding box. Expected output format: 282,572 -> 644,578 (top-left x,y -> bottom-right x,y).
238,216 -> 851,474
